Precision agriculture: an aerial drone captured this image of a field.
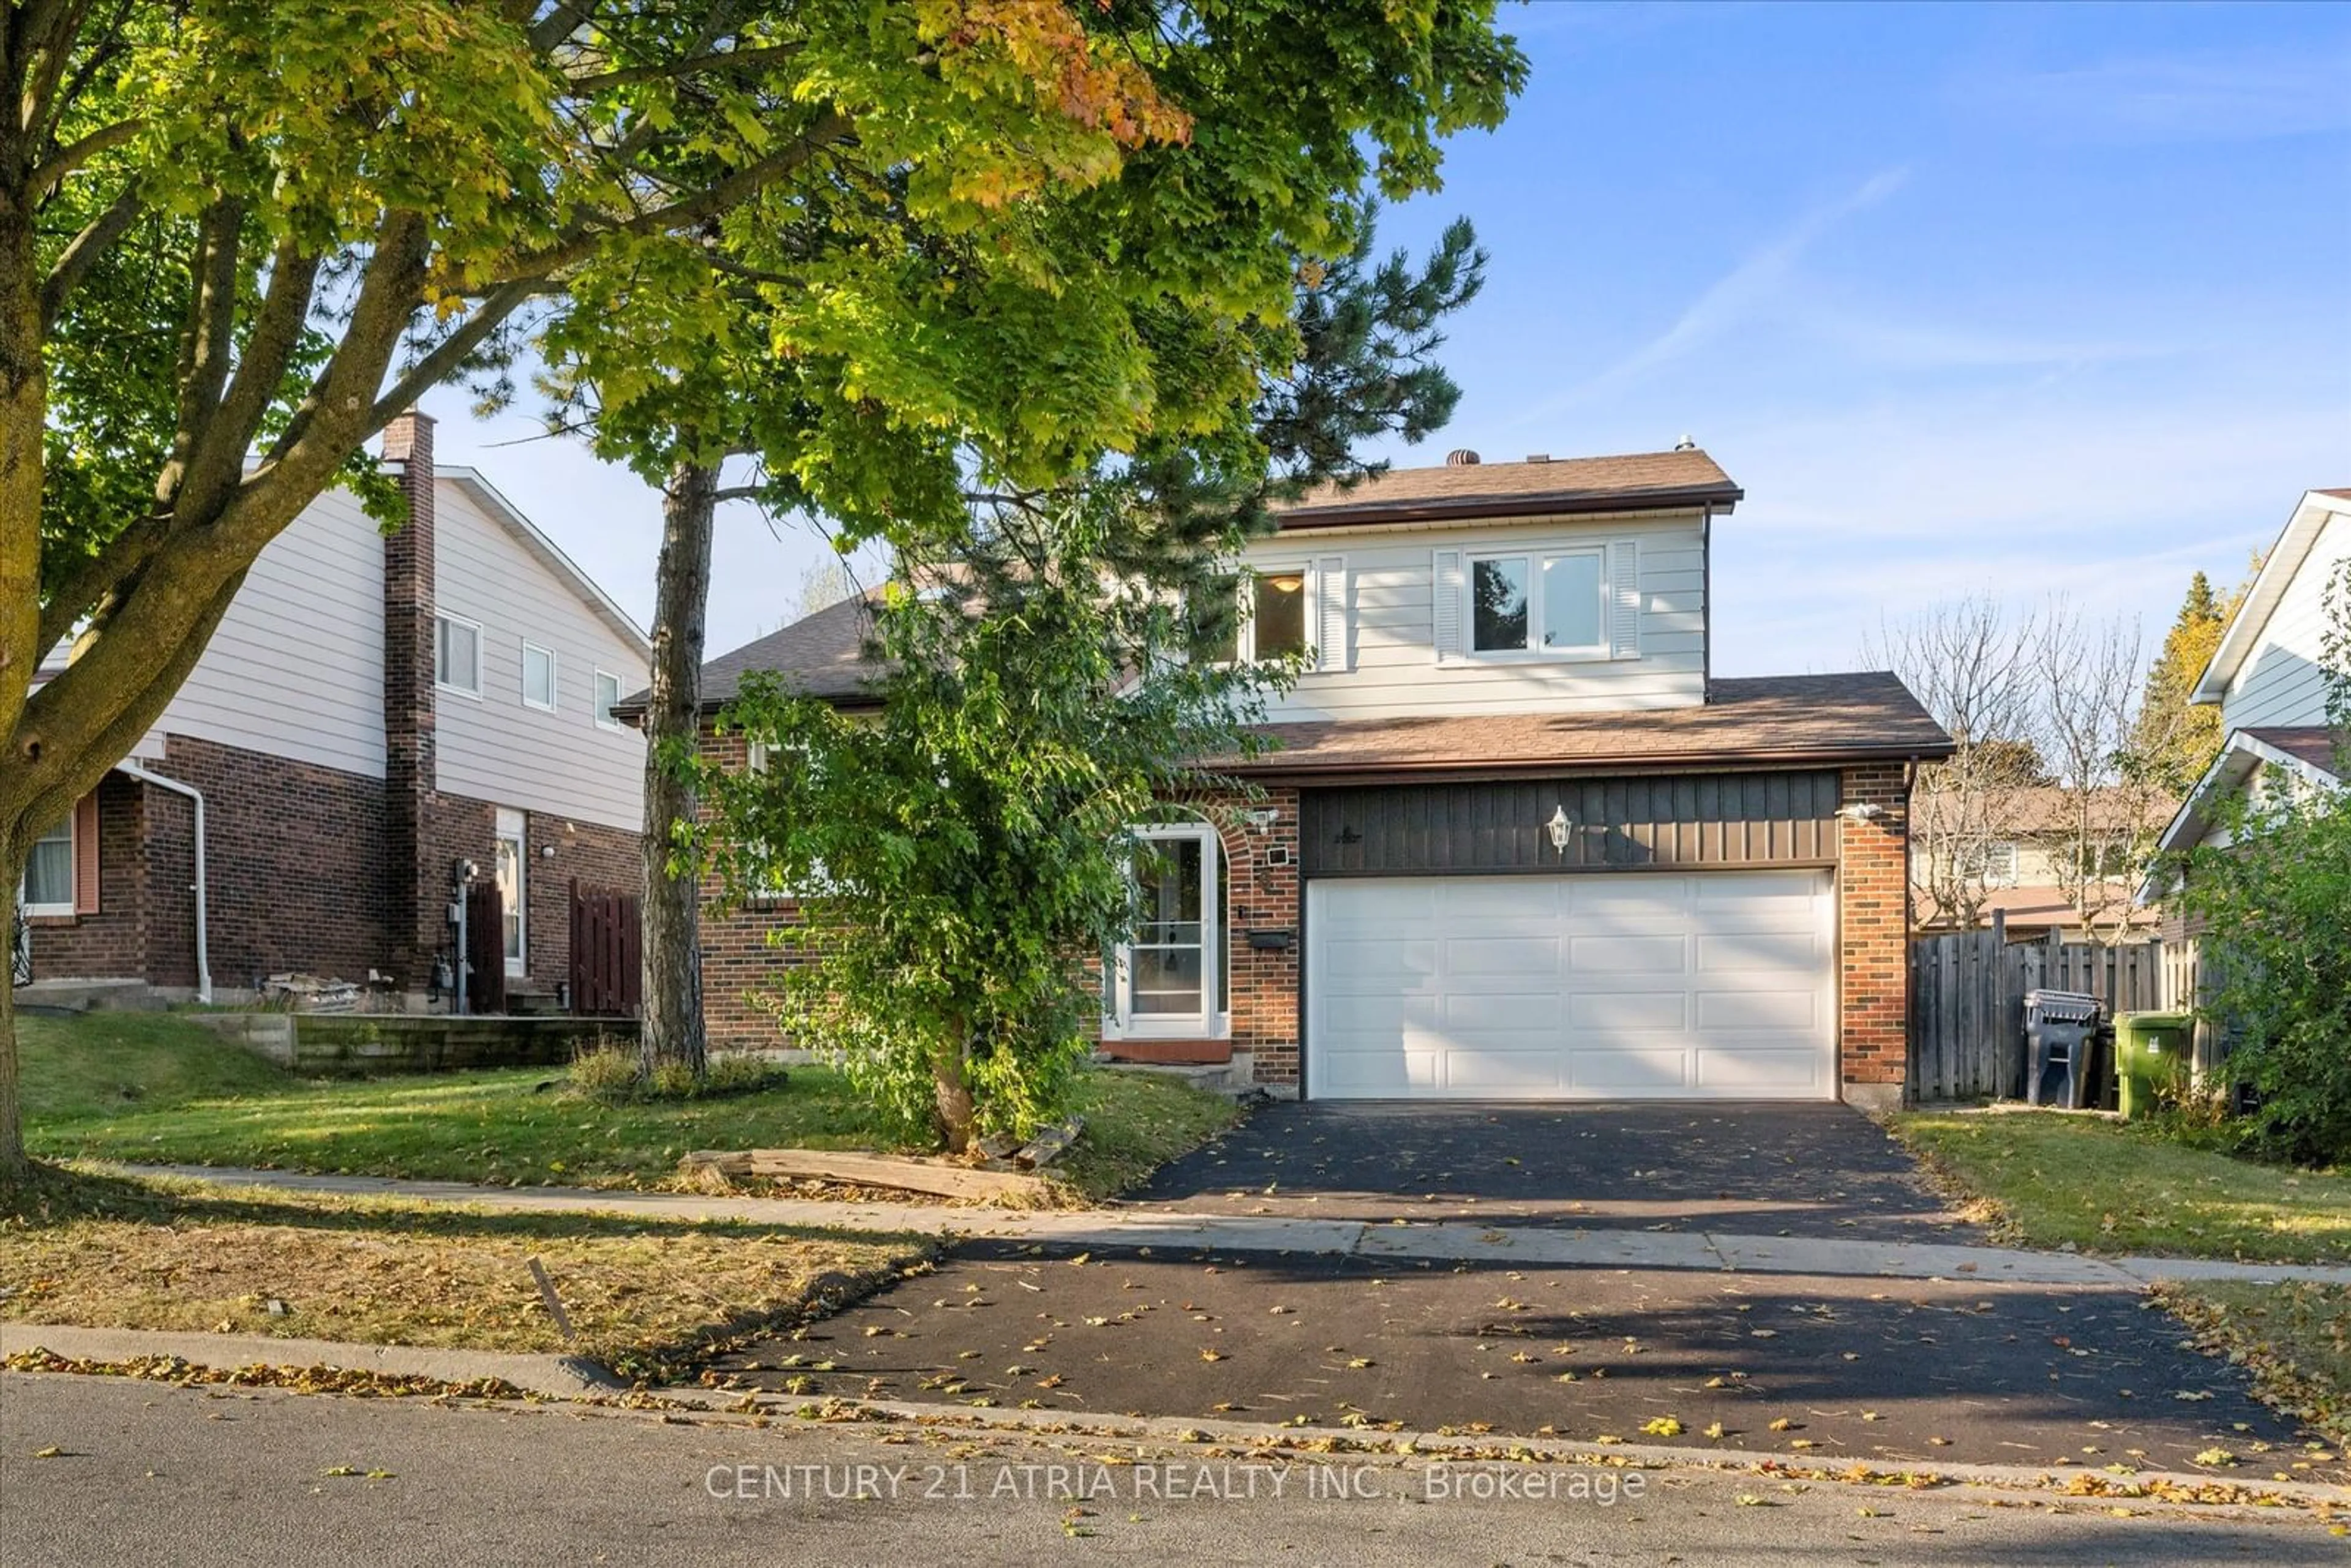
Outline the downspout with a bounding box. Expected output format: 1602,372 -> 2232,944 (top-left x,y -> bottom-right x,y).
115,762 -> 211,1003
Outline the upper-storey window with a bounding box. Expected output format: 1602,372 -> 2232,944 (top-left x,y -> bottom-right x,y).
435,614 -> 481,696
593,669 -> 625,731
1199,561 -> 1344,670
521,640 -> 558,711
1471,548 -> 1606,656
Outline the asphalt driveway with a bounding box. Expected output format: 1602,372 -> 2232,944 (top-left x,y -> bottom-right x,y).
1125,1101 -> 1975,1244
721,1241 -> 2343,1484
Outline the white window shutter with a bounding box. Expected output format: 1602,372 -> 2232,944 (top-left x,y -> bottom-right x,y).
1314,555 -> 1349,672
1608,539 -> 1641,660
1432,549 -> 1464,664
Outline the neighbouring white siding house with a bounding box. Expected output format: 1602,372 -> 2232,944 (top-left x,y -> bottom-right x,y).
2210,493 -> 2351,735
136,486 -> 390,778
2154,487 -> 2351,866
432,469 -> 649,832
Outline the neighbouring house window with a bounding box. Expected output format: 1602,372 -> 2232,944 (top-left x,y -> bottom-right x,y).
495,808 -> 526,976
435,615 -> 481,696
593,669 -> 624,730
1960,841 -> 2019,887
1107,822 -> 1226,1038
1198,568 -> 1312,664
1471,549 -> 1606,655
20,816 -> 74,916
521,641 -> 557,711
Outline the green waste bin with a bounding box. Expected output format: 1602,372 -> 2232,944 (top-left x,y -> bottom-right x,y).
2114,1011 -> 2192,1119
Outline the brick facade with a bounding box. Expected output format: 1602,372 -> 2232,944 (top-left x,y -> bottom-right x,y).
1836,762 -> 1913,1106
23,409 -> 643,1007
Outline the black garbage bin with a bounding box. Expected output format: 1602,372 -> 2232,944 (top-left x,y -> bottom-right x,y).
2023,989 -> 2101,1108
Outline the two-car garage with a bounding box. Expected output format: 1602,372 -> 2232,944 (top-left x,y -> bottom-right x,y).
1305,869 -> 1837,1100
1295,773 -> 1847,1103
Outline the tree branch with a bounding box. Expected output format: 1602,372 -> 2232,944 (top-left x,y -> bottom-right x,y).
28,115 -> 141,195
37,178 -> 140,328
364,276 -> 550,435
564,42 -> 803,94
160,196 -> 246,492
179,241 -> 322,522
490,109 -> 852,284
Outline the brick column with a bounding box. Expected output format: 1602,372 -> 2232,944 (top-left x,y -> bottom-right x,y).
380,410 -> 439,990
1220,787 -> 1301,1088
1837,762 -> 1911,1109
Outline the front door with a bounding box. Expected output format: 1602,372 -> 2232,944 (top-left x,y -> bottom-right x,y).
1108,825 -> 1224,1041
494,808 -> 526,978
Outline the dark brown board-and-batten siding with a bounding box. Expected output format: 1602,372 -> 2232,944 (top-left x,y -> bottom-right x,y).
1300,770 -> 1840,877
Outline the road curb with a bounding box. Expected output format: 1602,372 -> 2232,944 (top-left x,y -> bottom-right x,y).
647,1388 -> 2351,1508
0,1322 -> 627,1400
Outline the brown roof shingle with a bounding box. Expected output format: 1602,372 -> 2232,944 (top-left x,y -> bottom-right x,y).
1277,448 -> 1741,531
613,591 -> 884,717
1220,672 -> 1952,781
2244,725 -> 2342,773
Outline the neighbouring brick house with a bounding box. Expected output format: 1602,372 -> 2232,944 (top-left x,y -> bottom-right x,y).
18,413 -> 651,1009
654,448 -> 1952,1108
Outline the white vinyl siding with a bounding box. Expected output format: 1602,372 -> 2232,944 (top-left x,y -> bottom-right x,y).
2221,511 -> 2348,733
1260,512 -> 1705,721
141,487 -> 389,777
433,482 -> 648,832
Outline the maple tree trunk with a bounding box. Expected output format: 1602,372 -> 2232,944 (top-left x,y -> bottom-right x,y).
0,857 -> 27,1184
932,1021 -> 977,1155
638,459 -> 718,1081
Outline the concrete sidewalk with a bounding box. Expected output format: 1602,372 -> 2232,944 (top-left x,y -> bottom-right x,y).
114,1162 -> 2351,1287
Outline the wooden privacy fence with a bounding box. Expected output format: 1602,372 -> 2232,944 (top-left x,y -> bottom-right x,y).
569,880 -> 642,1018
1908,921 -> 2200,1102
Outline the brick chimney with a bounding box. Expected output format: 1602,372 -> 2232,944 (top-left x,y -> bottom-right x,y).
380,411 -> 438,989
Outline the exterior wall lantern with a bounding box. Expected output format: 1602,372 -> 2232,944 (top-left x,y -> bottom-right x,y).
1546,804 -> 1573,852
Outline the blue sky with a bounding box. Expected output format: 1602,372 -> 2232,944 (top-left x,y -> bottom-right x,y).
422,1 -> 2351,676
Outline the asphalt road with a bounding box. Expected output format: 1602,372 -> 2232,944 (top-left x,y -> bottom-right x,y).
2,1372 -> 2341,1566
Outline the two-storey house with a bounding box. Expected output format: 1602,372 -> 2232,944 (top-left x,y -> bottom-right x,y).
20,413 -> 651,1008
2151,487 -> 2350,876
673,448 -> 1952,1107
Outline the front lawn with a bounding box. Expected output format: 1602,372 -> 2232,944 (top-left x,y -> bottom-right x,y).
20,1013 -> 1240,1203
0,1168 -> 921,1381
1893,1110 -> 2351,1264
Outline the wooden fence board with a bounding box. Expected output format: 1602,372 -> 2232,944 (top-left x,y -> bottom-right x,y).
1908,932 -> 2187,1102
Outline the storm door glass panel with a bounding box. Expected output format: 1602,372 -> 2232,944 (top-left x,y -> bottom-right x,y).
1471,557 -> 1529,651
1129,837 -> 1204,1016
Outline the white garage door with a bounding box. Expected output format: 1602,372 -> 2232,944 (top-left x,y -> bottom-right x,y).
1306,871 -> 1836,1100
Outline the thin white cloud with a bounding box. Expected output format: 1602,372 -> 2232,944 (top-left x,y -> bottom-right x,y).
1512,168 -> 1910,427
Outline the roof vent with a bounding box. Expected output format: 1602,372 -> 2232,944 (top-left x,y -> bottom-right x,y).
1445,448 -> 1480,467
1673,433 -> 1697,452
1525,453 -> 1550,463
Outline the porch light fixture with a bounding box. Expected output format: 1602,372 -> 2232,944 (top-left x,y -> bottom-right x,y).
1265,572 -> 1305,595
1546,804 -> 1573,851
1245,807 -> 1281,835
1837,802 -> 1886,823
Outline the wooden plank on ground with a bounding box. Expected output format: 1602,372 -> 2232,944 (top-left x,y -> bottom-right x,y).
680,1147 -> 1049,1201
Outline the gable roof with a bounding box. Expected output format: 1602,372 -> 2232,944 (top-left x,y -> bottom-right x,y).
1221,672 -> 1952,782
611,590 -> 883,719
2191,487 -> 2351,703
438,466 -> 652,659
1274,448 -> 1742,532
2151,724 -> 2344,862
